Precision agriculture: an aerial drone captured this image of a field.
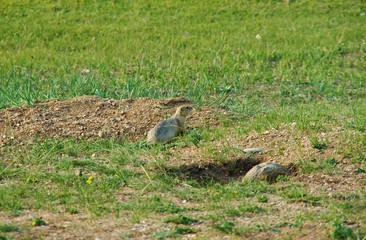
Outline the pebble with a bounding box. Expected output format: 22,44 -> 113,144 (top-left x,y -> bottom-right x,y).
75,169 -> 83,176
81,69 -> 90,74
244,148 -> 264,153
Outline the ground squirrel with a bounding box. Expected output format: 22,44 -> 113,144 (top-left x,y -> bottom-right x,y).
147,105 -> 193,144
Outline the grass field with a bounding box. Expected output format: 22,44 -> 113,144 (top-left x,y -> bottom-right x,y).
1,0 -> 365,239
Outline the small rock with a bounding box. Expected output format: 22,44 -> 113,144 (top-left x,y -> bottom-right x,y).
75,169 -> 83,176
244,148 -> 264,153
81,69 -> 90,74
243,162 -> 290,182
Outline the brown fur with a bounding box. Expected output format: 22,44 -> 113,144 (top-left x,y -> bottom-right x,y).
147,105 -> 193,144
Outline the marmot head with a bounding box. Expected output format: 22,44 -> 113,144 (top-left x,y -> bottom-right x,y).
176,105 -> 193,117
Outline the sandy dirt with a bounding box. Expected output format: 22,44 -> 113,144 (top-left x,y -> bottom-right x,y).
0,95 -> 218,147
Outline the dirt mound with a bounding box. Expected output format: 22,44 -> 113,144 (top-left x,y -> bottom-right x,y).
0,96 -> 219,147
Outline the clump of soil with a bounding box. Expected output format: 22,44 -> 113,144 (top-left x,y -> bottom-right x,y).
0,95 -> 219,148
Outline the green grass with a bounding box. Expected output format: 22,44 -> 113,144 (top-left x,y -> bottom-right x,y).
1,0 -> 365,109
331,218 -> 358,240
164,214 -> 199,225
0,224 -> 18,233
212,220 -> 235,234
1,0 -> 366,239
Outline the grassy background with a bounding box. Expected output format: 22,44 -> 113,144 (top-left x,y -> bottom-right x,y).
1,0 -> 366,239
1,0 -> 365,108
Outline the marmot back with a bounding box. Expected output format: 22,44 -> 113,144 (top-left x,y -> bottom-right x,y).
147,105 -> 193,144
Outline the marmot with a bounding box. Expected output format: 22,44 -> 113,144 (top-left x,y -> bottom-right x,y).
147,105 -> 193,144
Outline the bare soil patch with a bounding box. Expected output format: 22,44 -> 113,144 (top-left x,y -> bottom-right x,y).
0,95 -> 218,147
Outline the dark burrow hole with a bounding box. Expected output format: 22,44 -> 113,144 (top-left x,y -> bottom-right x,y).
163,156 -> 299,183
164,156 -> 262,183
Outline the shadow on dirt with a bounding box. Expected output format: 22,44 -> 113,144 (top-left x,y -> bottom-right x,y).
164,155 -> 264,183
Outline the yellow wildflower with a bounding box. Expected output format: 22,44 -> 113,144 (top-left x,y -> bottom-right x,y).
86,176 -> 93,184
